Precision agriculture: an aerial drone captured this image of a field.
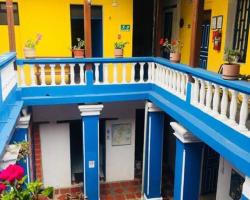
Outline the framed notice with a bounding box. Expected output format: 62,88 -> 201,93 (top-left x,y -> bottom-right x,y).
111,123 -> 132,146
211,16 -> 217,30
217,15 -> 223,29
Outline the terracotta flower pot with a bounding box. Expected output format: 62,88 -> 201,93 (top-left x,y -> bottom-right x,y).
23,47 -> 36,58
73,49 -> 85,58
170,52 -> 181,63
222,63 -> 240,80
114,48 -> 123,58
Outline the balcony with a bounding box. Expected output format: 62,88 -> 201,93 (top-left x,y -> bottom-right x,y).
1,52 -> 250,182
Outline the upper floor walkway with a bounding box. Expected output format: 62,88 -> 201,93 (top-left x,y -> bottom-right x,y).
0,52 -> 250,179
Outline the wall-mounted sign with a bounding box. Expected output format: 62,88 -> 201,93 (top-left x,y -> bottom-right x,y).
211,16 -> 217,30
217,15 -> 223,29
121,24 -> 130,31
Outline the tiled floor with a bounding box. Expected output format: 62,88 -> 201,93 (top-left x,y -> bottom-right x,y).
100,179 -> 142,200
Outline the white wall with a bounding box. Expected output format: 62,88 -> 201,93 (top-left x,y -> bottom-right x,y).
40,123 -> 71,188
216,156 -> 244,200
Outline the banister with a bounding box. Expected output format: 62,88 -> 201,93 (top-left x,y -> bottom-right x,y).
0,52 -> 16,69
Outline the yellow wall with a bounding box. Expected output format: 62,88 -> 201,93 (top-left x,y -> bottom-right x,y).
179,0 -> 250,75
0,0 -> 133,58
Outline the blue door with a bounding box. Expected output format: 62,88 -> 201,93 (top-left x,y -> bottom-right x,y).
199,22 -> 210,69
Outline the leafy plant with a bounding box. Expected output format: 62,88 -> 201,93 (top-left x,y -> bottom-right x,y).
160,38 -> 183,53
0,164 -> 53,200
114,41 -> 128,49
72,38 -> 85,50
24,34 -> 42,49
224,48 -> 241,64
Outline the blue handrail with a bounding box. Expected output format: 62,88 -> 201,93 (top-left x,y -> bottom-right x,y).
0,52 -> 16,69
16,56 -> 250,94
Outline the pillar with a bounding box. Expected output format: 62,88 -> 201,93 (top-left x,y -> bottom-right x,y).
170,122 -> 203,200
241,177 -> 250,200
78,104 -> 103,200
11,113 -> 31,182
143,102 -> 164,200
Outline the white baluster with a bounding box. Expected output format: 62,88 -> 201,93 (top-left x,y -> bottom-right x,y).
199,79 -> 206,108
20,66 -> 26,87
228,90 -> 238,126
139,62 -> 144,83
131,63 -> 135,83
180,73 -> 186,97
151,63 -> 155,83
172,71 -> 177,93
220,87 -> 229,120
103,63 -> 108,84
122,63 -> 126,84
40,64 -> 46,86
95,63 -> 100,84
113,63 -> 118,84
79,64 -> 85,84
192,78 -> 199,105
30,64 -> 36,86
238,93 -> 249,132
60,64 -> 66,85
165,69 -> 169,89
168,70 -> 173,90
70,64 -> 75,85
176,72 -> 181,95
50,64 -> 56,86
205,81 -> 212,111
212,84 -> 220,116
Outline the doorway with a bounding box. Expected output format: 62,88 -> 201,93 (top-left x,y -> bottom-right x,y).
70,5 -> 103,57
199,10 -> 211,69
162,11 -> 173,59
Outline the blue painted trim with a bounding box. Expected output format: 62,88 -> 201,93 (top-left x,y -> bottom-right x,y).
148,86 -> 250,177
241,195 -> 249,200
174,139 -> 203,200
0,52 -> 16,69
144,112 -> 164,199
82,115 -> 100,200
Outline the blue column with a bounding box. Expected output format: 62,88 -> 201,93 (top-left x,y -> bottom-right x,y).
79,104 -> 103,200
11,114 -> 31,182
170,122 -> 203,200
143,102 -> 164,200
241,177 -> 250,200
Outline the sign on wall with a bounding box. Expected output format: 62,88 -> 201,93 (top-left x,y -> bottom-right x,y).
1,61 -> 17,101
121,24 -> 130,32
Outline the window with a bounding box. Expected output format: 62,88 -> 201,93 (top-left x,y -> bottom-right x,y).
233,0 -> 250,62
0,2 -> 19,25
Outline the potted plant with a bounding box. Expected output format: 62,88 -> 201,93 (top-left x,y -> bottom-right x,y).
160,38 -> 183,63
72,38 -> 85,58
114,41 -> 128,58
23,34 -> 42,58
220,48 -> 242,80
0,164 -> 54,200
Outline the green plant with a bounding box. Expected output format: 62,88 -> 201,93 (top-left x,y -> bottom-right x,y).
11,141 -> 30,161
73,38 -> 85,50
24,34 -> 42,49
224,48 -> 241,64
160,38 -> 183,53
114,41 -> 128,49
0,164 -> 53,200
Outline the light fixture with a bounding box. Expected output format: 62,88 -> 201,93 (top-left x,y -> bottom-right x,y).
87,0 -> 91,5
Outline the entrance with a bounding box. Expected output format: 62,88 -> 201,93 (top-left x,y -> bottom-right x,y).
70,5 -> 103,57
105,119 -> 135,182
199,10 -> 211,69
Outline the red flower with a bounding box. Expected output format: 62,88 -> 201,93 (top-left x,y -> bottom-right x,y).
0,164 -> 24,183
171,40 -> 177,45
159,38 -> 164,45
0,183 -> 6,193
